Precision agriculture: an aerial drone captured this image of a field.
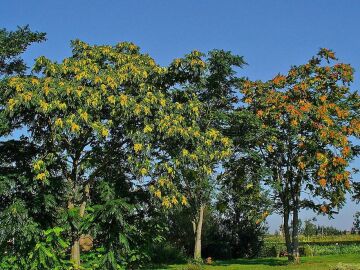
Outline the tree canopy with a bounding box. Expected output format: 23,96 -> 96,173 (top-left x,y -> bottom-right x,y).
0,26 -> 359,268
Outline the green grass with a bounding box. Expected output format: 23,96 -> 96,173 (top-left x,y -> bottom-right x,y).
153,254 -> 360,270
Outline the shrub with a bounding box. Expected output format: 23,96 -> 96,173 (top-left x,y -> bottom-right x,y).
270,245 -> 280,257
148,243 -> 187,264
303,244 -> 314,257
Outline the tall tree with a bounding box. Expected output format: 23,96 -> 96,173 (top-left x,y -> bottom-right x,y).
240,49 -> 359,262
0,26 -> 47,269
219,110 -> 271,258
1,40 -> 230,268
150,49 -> 246,260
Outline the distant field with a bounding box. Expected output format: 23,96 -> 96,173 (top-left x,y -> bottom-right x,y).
265,234 -> 360,244
261,234 -> 360,257
155,254 -> 360,270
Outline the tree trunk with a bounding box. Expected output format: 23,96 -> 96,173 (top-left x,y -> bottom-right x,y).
283,206 -> 292,259
193,205 -> 204,261
291,197 -> 300,263
69,184 -> 89,268
71,240 -> 81,267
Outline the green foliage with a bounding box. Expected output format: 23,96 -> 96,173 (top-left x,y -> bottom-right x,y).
0,25 -> 46,76
270,245 -> 281,258
0,227 -> 70,270
1,38 -> 233,267
303,245 -> 314,257
303,219 -> 318,236
148,242 -> 187,265
0,28 -> 359,269
27,227 -> 70,270
353,212 -> 360,233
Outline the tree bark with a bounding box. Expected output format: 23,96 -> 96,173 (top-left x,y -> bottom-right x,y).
193,205 -> 204,260
283,205 -> 292,259
291,196 -> 300,263
71,240 -> 81,267
70,184 -> 89,268
69,199 -> 81,268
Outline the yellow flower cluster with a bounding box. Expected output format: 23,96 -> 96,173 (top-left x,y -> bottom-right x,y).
101,128 -> 109,137
39,100 -> 49,112
79,111 -> 89,122
71,122 -> 80,133
7,98 -> 16,111
143,125 -> 153,133
119,94 -> 128,106
133,143 -> 143,153
35,172 -> 46,181
140,167 -> 148,176
55,118 -> 63,128
33,160 -> 44,172
107,95 -> 116,105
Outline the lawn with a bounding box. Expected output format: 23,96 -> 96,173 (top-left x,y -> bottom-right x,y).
153,254 -> 360,270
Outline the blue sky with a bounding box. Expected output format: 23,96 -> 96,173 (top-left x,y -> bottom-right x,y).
1,0 -> 359,232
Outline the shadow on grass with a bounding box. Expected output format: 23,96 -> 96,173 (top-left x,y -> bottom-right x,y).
146,257 -> 290,269
212,257 -> 288,267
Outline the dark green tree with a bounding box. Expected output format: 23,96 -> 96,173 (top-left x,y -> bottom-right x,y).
156,49 -> 246,260
0,25 -> 46,76
0,26 -> 48,269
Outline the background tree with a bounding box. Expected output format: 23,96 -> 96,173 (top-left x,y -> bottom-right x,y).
150,49 -> 245,260
303,218 -> 318,237
0,26 -> 47,269
0,25 -> 46,76
241,49 -> 359,262
353,212 -> 360,234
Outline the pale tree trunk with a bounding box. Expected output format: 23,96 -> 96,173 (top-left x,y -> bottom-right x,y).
70,184 -> 89,268
68,199 -> 81,268
71,240 -> 81,267
193,205 -> 205,260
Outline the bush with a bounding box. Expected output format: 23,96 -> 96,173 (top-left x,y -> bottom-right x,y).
148,242 -> 187,264
270,245 -> 280,257
259,243 -> 286,257
303,244 -> 314,257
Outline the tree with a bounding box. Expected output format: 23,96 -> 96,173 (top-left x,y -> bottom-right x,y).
303,218 -> 317,236
0,26 -> 48,269
149,49 -> 245,260
240,49 -> 359,262
0,25 -> 46,76
217,156 -> 270,258
1,40 -> 230,268
353,212 -> 360,234
219,109 -> 272,258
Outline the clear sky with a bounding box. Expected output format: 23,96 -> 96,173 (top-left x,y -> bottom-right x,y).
1,0 -> 359,232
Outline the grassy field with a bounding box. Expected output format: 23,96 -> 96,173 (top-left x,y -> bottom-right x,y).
154,254 -> 360,270
264,234 -> 360,244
